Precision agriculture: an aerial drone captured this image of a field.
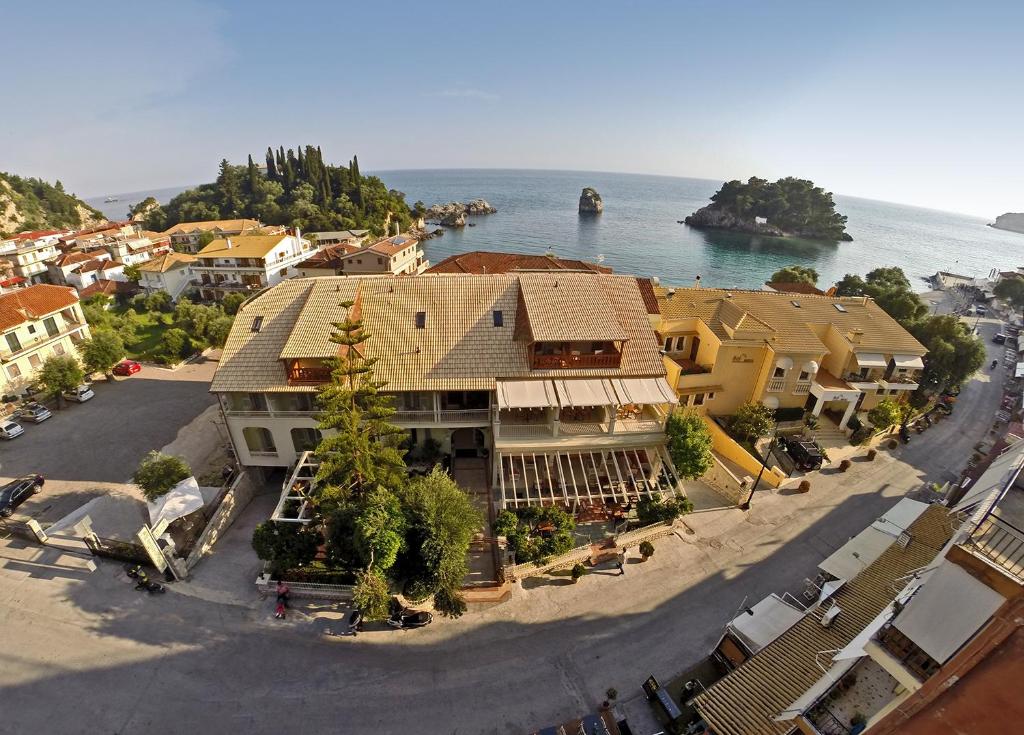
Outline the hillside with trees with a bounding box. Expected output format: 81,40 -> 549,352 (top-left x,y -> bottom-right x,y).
0,171 -> 105,236
143,146 -> 412,235
685,176 -> 852,241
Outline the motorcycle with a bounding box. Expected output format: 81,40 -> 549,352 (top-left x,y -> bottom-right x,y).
991,360 -> 999,370
899,424 -> 911,444
125,564 -> 166,594
385,598 -> 432,630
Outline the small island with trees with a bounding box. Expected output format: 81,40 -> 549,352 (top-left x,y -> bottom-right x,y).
685,176 -> 853,242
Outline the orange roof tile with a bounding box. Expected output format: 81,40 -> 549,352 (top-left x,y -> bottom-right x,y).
0,284 -> 80,331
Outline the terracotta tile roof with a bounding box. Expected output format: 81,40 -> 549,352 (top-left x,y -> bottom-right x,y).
162,219 -> 261,236
0,284 -> 79,331
53,251 -> 96,268
694,504 -> 955,735
211,273 -> 665,394
656,286 -> 927,355
519,273 -> 628,343
765,281 -> 827,296
366,235 -> 416,257
13,229 -> 68,241
296,243 -> 362,270
196,235 -> 294,260
426,250 -> 612,275
77,259 -> 122,274
79,279 -> 136,299
636,277 -> 660,314
137,252 -> 197,273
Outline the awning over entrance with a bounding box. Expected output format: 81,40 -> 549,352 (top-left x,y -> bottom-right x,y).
496,380 -> 558,409
609,377 -> 679,405
496,446 -> 680,509
552,378 -> 617,407
1016,363 -> 1024,379
855,352 -> 887,368
891,354 -> 925,369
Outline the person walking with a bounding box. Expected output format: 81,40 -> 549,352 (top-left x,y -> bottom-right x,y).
616,551 -> 626,576
276,580 -> 290,608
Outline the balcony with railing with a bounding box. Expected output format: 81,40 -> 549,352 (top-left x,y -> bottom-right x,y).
767,377 -> 787,392
965,513 -> 1024,580
0,321 -> 87,361
878,371 -> 921,391
286,360 -> 333,385
530,341 -> 622,370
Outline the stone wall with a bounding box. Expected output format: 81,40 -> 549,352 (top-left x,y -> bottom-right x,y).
703,453 -> 751,505
184,471 -> 257,570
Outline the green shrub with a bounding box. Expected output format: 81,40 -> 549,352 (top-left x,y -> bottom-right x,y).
571,563 -> 587,582
639,540 -> 655,560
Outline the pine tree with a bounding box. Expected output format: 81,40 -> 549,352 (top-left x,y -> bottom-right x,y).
314,300 -> 407,507
265,147 -> 277,180
246,154 -> 259,196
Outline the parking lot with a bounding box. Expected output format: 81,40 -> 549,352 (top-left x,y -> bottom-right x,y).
0,357 -> 219,524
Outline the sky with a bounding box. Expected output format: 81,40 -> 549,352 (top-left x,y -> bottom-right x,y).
4,0 -> 1022,217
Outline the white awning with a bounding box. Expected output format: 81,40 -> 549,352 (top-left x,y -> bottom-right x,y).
891,354 -> 925,369
1015,362 -> 1024,378
728,594 -> 804,655
775,658 -> 859,722
775,356 -> 793,370
761,396 -> 780,409
147,476 -> 205,529
893,561 -> 1005,664
855,352 -> 887,368
802,360 -> 819,374
496,380 -> 557,409
553,379 -> 617,407
609,377 -> 678,405
818,499 -> 929,580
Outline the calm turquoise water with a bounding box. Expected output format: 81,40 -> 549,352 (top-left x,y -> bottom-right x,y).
87,170 -> 1023,290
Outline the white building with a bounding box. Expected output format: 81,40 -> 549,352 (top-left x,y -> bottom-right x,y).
296,235 -> 428,277
193,232 -> 319,302
161,219 -> 263,254
0,230 -> 68,285
1,284 -> 90,395
137,252 -> 198,301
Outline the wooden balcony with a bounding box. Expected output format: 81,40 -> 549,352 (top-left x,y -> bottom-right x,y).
288,366 -> 333,385
531,351 -> 621,370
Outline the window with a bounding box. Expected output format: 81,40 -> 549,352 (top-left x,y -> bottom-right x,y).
706,392 -> 716,401
7,364 -> 21,378
43,316 -> 59,337
693,393 -> 705,406
279,268 -> 288,277
415,311 -> 426,329
5,333 -> 21,353
29,354 -> 42,368
859,367 -> 870,378
291,427 -> 322,452
378,257 -> 384,265
53,343 -> 65,356
790,300 -> 801,308
242,427 -> 277,455
27,325 -> 36,334
798,370 -> 811,382
251,316 -> 264,333
493,310 -> 504,327
773,366 -> 786,378
834,303 -> 848,312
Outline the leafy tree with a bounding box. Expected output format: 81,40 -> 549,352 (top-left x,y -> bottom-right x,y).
252,520 -> 320,577
770,265 -> 819,285
834,274 -> 866,297
995,277 -> 1024,315
665,408 -> 714,479
396,468 -> 482,618
145,290 -> 172,313
38,355 -> 84,405
0,171 -> 104,232
353,486 -> 406,571
493,506 -> 576,564
81,329 -> 125,376
122,263 -> 142,282
910,314 -> 986,391
729,402 -> 775,443
352,568 -> 391,621
636,496 -> 693,525
314,300 -> 407,506
82,294 -> 114,328
221,292 -> 246,315
207,315 -> 234,347
132,451 -> 191,502
868,399 -> 904,430
704,176 -> 851,240
155,327 -> 190,364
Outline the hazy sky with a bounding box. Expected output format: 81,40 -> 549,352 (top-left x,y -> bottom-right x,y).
5,1 -> 1022,217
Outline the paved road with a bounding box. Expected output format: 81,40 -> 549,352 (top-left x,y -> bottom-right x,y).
0,321 -> 1009,735
0,357 -> 218,523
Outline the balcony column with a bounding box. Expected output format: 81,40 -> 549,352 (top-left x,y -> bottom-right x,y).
839,399 -> 857,429
432,392 -> 440,422
492,405 -> 500,438
608,403 -> 617,434
552,408 -> 560,436
811,393 -> 826,416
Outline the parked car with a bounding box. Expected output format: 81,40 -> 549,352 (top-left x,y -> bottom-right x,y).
0,475 -> 44,517
63,385 -> 95,403
993,333 -> 1007,345
784,437 -> 824,471
113,360 -> 142,376
0,420 -> 25,440
14,404 -> 52,423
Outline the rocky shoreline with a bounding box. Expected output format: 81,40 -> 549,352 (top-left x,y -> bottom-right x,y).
425,199 -> 497,227
683,204 -> 854,241
989,212 -> 1024,235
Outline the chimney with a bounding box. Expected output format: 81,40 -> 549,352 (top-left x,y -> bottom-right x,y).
667,288 -> 676,299
694,275 -> 702,288
225,237 -> 233,249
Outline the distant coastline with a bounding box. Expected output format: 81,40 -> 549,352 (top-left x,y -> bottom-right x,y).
989,213 -> 1024,236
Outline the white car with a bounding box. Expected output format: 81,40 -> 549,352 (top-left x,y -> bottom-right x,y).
63,385 -> 95,403
0,420 -> 25,439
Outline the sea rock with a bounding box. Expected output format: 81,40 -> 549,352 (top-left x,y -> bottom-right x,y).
684,204 -> 786,237
990,213 -> 1024,235
440,210 -> 466,227
425,199 -> 497,222
579,187 -> 603,214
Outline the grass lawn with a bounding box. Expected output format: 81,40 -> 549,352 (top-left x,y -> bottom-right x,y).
111,306 -> 175,360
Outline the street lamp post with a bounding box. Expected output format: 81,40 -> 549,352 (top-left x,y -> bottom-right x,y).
739,424 -> 778,511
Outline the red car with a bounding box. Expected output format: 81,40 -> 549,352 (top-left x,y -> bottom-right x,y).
113,360 -> 142,376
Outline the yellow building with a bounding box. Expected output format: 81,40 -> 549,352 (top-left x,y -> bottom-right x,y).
652,285 -> 927,429
1,285 -> 90,395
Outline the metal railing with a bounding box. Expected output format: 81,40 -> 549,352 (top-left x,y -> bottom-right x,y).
392,408 -> 491,423
288,367 -> 332,384
794,381 -> 812,395
531,352 -> 621,369
767,377 -> 786,392
967,514 -> 1024,578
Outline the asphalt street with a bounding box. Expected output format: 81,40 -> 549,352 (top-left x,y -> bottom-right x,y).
0,320 -> 1009,735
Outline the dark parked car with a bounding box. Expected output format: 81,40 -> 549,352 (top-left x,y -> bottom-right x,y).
0,475 -> 44,517
784,437 -> 824,471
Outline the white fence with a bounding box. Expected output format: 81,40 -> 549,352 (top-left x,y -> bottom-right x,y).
255,572 -> 354,601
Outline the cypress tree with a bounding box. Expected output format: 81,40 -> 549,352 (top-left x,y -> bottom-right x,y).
247,154 -> 259,196
297,146 -> 305,177
265,147 -> 277,180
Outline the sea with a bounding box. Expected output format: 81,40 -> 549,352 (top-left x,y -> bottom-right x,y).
85,169 -> 1023,291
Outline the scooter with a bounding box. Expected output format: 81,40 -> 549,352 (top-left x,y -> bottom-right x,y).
385,598 -> 433,630
899,424 -> 911,444
991,360 -> 999,370
347,608 -> 364,636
